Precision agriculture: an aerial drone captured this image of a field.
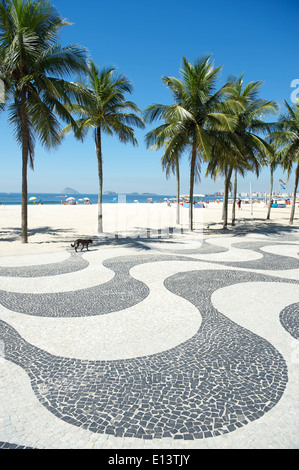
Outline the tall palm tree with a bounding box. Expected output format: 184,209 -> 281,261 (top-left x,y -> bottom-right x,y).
270,101 -> 299,224
61,60 -> 144,233
0,0 -> 88,243
207,75 -> 277,229
144,56 -> 237,231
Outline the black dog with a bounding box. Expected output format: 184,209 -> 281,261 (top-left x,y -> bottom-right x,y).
71,239 -> 93,252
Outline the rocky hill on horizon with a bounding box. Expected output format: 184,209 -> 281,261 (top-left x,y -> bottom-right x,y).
61,187 -> 80,195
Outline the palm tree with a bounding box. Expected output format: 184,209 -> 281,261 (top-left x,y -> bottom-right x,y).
61,60 -> 144,233
270,101 -> 299,224
208,75 -> 277,229
0,0 -> 88,243
144,56 -> 237,231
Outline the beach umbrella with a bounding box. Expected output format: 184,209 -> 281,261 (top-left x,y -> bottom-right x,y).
83,197 -> 90,201
66,197 -> 76,202
29,197 -> 37,201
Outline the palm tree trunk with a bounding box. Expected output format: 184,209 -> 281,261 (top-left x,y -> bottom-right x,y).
222,166 -> 228,221
20,92 -> 29,244
21,145 -> 28,244
290,162 -> 299,225
232,168 -> 237,226
189,142 -> 196,231
223,166 -> 233,229
222,165 -> 229,221
266,164 -> 273,220
222,188 -> 226,221
176,155 -> 180,225
95,127 -> 103,233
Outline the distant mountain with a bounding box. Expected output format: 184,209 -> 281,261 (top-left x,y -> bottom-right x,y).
103,191 -> 118,195
61,187 -> 80,195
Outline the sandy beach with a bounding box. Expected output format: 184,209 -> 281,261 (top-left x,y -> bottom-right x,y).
0,201 -> 298,256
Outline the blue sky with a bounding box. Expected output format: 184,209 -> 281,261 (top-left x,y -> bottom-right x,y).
1,0 -> 299,195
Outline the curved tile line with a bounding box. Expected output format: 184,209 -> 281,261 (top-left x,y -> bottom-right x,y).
142,239 -> 229,256
0,267 -> 295,440
211,281 -> 299,350
176,245 -> 264,263
280,303 -> 299,340
200,237 -> 299,270
0,275 -> 148,318
0,246 -> 193,294
0,260 -> 259,360
205,235 -> 299,251
0,267 -> 201,360
0,251 -> 89,278
0,245 -> 167,293
205,235 -> 268,247
0,360 -> 109,449
0,251 -> 116,293
0,254 -> 199,317
0,357 -> 297,449
227,241 -> 299,270
232,240 -> 299,249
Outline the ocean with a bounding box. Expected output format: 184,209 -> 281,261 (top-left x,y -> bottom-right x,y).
0,193 -> 220,205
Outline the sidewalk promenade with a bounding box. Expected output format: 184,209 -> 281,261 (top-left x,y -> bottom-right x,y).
0,232 -> 298,449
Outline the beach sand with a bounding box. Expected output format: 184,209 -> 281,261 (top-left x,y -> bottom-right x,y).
0,201 -> 298,256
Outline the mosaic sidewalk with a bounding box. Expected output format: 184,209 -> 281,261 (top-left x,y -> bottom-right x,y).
0,233 -> 298,449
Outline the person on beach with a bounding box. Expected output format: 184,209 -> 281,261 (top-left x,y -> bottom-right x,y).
238,198 -> 242,209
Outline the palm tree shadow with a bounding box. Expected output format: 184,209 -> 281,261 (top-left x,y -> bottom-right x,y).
202,218 -> 299,238
94,229 -> 204,252
2,220 -> 298,252
95,236 -> 157,251
0,226 -> 76,244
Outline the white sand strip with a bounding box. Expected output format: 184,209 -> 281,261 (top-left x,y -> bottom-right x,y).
0,203 -> 298,257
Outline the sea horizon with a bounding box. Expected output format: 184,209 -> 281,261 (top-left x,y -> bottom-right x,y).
0,192 -> 231,206
0,192 -> 292,206
0,192 -> 185,205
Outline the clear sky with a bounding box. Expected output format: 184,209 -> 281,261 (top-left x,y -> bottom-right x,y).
1,0 -> 299,195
